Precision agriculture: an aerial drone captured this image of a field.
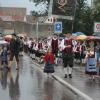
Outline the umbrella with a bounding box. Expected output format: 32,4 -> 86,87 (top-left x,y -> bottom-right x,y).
17,33 -> 26,38
4,35 -> 12,38
4,35 -> 12,42
87,36 -> 100,40
76,35 -> 87,40
72,33 -> 77,36
74,32 -> 84,36
0,40 -> 8,45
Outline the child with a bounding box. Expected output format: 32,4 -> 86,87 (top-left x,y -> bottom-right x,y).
43,48 -> 55,77
0,46 -> 8,70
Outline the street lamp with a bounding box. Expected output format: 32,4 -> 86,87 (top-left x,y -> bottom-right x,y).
36,21 -> 38,40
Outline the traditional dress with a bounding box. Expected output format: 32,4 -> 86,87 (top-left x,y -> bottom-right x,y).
74,44 -> 81,61
35,41 -> 43,57
85,49 -> 97,75
43,53 -> 55,73
51,38 -> 59,57
61,38 -> 74,78
62,38 -> 73,67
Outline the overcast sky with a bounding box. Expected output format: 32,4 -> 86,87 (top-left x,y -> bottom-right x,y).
0,0 -> 91,15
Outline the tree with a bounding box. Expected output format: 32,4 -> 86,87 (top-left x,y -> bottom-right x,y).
30,0 -> 50,16
93,0 -> 100,21
73,0 -> 93,35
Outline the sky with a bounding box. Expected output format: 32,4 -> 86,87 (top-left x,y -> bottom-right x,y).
0,0 -> 91,15
0,0 -> 48,15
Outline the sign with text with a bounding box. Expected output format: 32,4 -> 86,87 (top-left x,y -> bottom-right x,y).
94,22 -> 100,33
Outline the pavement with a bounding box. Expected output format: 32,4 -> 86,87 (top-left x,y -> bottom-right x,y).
32,57 -> 100,100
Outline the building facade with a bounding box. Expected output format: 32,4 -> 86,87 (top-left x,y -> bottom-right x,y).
0,7 -> 26,21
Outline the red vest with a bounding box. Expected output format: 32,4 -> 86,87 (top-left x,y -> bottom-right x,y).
38,42 -> 43,50
51,39 -> 58,51
64,39 -> 73,53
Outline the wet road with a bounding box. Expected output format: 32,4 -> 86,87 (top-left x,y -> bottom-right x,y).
0,55 -> 81,100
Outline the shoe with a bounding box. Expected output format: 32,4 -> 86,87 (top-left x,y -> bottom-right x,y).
64,74 -> 67,78
6,67 -> 11,71
16,68 -> 19,70
0,67 -> 3,70
16,66 -> 19,70
69,74 -> 72,78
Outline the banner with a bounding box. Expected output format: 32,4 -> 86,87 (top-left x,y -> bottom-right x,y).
51,0 -> 76,19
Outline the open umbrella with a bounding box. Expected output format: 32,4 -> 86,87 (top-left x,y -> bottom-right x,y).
74,32 -> 84,36
87,36 -> 100,40
76,35 -> 87,40
0,40 -> 8,45
4,35 -> 12,42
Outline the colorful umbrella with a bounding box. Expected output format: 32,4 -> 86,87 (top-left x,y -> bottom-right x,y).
74,32 -> 84,36
76,35 -> 87,40
87,36 -> 100,40
0,40 -> 8,44
4,35 -> 12,42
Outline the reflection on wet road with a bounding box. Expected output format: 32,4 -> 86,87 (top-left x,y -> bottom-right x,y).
0,55 -> 80,100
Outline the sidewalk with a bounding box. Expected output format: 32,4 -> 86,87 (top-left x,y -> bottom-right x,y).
54,66 -> 100,100
33,59 -> 100,100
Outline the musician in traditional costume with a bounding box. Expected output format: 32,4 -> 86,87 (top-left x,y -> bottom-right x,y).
51,34 -> 59,65
74,41 -> 81,63
80,42 -> 87,65
61,33 -> 74,78
36,39 -> 44,63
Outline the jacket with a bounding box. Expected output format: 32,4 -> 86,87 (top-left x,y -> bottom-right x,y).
44,53 -> 55,64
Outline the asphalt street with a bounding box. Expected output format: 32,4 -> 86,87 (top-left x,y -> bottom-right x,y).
0,55 -> 81,100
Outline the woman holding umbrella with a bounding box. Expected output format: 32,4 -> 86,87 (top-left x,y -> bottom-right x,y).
85,41 -> 97,80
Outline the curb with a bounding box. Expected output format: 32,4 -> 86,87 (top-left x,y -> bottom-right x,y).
32,60 -> 94,100
52,75 -> 93,100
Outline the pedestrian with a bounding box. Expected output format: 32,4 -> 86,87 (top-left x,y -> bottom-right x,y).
9,33 -> 20,70
19,37 -> 24,56
61,32 -> 74,78
43,48 -> 55,77
51,34 -> 59,66
0,46 -> 8,70
95,41 -> 100,62
95,41 -> 100,76
85,41 -> 97,80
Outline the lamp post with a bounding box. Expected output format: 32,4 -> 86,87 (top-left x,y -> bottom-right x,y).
71,0 -> 77,33
36,21 -> 38,40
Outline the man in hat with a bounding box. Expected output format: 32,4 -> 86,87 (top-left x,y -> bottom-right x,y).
9,33 -> 20,70
61,32 -> 74,78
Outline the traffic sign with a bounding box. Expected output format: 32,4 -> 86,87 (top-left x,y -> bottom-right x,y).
54,22 -> 62,33
94,22 -> 100,33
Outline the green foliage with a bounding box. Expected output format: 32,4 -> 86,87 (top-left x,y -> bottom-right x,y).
30,0 -> 49,16
31,0 -> 49,5
93,0 -> 100,21
30,0 -> 100,35
73,0 -> 93,35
